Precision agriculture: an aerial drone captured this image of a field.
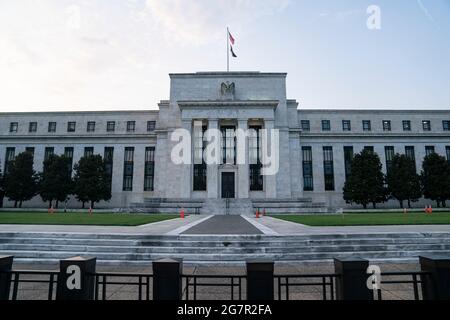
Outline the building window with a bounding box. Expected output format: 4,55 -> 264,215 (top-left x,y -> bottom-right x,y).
405,146 -> 415,161
221,126 -> 236,165
127,121 -> 136,132
64,147 -> 74,176
342,120 -> 351,131
364,146 -> 374,153
144,147 -> 155,191
425,146 -> 435,156
302,147 -> 313,191
44,147 -> 54,161
9,122 -> 18,133
446,146 -> 450,164
104,147 -> 114,190
67,122 -> 76,132
323,147 -> 335,191
402,120 -> 411,131
194,125 -> 207,191
362,120 -> 371,132
405,146 -> 416,171
382,120 -> 391,132
123,147 -> 134,191
84,147 -> 94,158
25,147 -> 35,159
422,120 -> 431,131
385,146 -> 395,174
107,121 -> 115,132
29,122 -> 37,133
344,146 -> 354,180
4,147 -> 15,174
249,126 -> 263,191
443,121 -> 450,131
46,122 -> 56,133
321,120 -> 331,131
301,120 -> 310,131
87,121 -> 96,132
147,121 -> 156,132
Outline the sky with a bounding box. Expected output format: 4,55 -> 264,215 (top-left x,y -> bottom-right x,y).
0,0 -> 449,112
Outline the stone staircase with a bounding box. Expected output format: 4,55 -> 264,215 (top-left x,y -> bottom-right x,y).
201,199 -> 253,215
2,232 -> 450,265
129,198 -> 203,214
129,197 -> 328,215
252,198 -> 328,214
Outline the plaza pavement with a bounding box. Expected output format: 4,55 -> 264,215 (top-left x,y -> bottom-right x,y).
0,214 -> 449,235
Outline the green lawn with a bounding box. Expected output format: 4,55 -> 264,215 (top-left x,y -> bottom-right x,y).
0,212 -> 179,226
272,212 -> 450,226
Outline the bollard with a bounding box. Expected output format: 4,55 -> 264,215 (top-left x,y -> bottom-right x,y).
180,207 -> 185,219
420,255 -> 450,300
334,257 -> 373,300
153,258 -> 183,300
56,256 -> 96,300
0,256 -> 13,300
246,259 -> 274,300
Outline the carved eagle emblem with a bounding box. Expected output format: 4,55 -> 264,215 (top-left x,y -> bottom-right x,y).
221,81 -> 235,98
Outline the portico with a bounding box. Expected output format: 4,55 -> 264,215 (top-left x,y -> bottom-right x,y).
176,99 -> 279,200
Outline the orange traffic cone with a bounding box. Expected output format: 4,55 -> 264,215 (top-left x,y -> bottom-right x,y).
180,207 -> 185,219
256,209 -> 260,219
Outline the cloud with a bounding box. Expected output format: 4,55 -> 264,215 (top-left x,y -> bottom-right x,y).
145,0 -> 290,45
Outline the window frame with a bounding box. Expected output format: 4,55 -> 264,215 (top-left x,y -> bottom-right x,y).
87,121 -> 96,133
67,122 -> 76,132
127,121 -> 136,133
28,122 -> 37,133
48,122 -> 57,133
422,120 -> 431,132
321,120 -> 331,131
342,120 -> 351,132
382,120 -> 391,132
402,120 -> 411,131
9,122 -> 18,133
362,120 -> 371,132
301,120 -> 310,132
107,121 -> 116,132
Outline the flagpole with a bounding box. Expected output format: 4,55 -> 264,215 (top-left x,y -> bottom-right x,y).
227,27 -> 229,72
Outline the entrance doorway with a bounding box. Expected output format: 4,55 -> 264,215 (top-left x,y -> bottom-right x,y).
221,172 -> 235,199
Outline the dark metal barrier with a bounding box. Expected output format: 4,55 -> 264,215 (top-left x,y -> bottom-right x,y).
0,256 -> 447,301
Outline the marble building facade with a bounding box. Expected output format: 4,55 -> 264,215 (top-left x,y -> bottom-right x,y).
1,71 -> 450,211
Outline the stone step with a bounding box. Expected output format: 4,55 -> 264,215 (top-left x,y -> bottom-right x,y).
3,236 -> 450,247
3,249 -> 450,262
3,243 -> 450,254
2,232 -> 450,241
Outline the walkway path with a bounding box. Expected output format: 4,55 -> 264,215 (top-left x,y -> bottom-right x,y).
182,215 -> 263,235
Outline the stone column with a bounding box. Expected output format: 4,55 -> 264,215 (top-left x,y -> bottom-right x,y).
237,119 -> 249,199
180,120 -> 192,198
264,119 -> 277,199
207,119 -> 219,199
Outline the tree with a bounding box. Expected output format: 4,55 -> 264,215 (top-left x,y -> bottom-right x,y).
0,166 -> 5,208
386,154 -> 422,208
39,155 -> 73,208
343,149 -> 388,209
4,152 -> 39,208
73,155 -> 111,209
421,153 -> 450,207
